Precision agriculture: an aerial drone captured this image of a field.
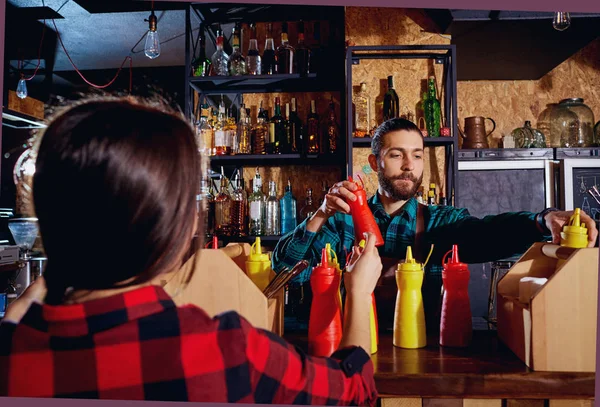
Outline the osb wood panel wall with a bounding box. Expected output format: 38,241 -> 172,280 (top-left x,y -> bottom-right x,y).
346,7 -> 451,197
458,38 -> 600,147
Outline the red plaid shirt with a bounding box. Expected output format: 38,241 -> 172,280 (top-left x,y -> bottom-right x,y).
0,285 -> 377,405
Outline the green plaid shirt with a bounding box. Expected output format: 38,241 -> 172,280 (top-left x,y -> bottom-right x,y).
272,193 -> 551,329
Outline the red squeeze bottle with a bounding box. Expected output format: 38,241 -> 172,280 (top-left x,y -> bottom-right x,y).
309,248 -> 344,357
439,244 -> 473,347
204,236 -> 218,249
345,176 -> 384,247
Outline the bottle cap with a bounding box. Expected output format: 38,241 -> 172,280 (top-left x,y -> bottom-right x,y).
560,208 -> 588,248
397,246 -> 423,272
325,243 -> 340,269
442,244 -> 468,270
249,237 -> 270,262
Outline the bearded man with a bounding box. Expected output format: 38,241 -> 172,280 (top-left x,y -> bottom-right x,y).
272,118 -> 597,332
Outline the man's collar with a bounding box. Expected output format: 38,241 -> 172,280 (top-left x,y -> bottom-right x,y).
369,192 -> 418,221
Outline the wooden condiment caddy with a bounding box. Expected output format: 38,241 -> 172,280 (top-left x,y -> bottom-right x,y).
161,242 -> 284,336
496,242 -> 598,372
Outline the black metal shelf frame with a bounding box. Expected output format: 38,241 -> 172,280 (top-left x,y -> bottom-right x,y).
345,45 -> 460,207
185,3 -> 348,178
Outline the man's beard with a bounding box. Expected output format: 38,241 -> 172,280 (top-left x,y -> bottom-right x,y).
378,169 -> 423,201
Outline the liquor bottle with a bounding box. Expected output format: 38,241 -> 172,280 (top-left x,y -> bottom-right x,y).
196,102 -> 214,156
252,102 -> 268,155
210,27 -> 230,76
247,23 -> 261,75
268,97 -> 285,154
215,173 -> 232,236
429,183 -> 437,202
228,24 -> 247,76
319,181 -> 329,207
282,103 -> 294,155
354,82 -> 371,138
226,107 -> 237,154
248,169 -> 266,236
192,32 -> 211,77
237,106 -> 252,155
265,181 -> 280,236
214,100 -> 231,155
439,192 -> 448,206
199,173 -> 215,239
280,179 -> 297,234
427,190 -> 436,206
295,21 -> 311,76
300,187 -> 317,221
383,75 -> 400,121
307,100 -> 320,154
290,98 -> 304,154
424,76 -> 442,138
230,170 -> 248,237
276,22 -> 295,74
262,23 -> 276,75
325,97 -> 339,154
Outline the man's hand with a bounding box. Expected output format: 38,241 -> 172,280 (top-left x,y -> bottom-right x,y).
544,210 -> 598,247
319,180 -> 359,217
2,277 -> 46,324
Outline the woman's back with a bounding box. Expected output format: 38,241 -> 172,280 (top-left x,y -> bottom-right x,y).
0,285 -> 377,405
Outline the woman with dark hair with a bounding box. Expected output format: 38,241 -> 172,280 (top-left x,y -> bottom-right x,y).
0,96 -> 381,405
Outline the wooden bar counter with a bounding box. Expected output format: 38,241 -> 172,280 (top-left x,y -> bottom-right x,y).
285,330 -> 595,407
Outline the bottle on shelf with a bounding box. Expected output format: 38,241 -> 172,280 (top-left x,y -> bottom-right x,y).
290,98 -> 304,154
307,100 -> 320,154
247,23 -> 262,75
196,101 -> 214,156
283,103 -> 294,155
354,82 -> 371,138
325,97 -> 339,154
319,181 -> 329,207
268,97 -> 285,154
210,26 -> 230,76
191,32 -> 211,77
214,99 -> 231,155
383,75 -> 400,122
276,22 -> 295,74
427,190 -> 436,206
280,178 -> 297,235
228,24 -> 247,76
226,107 -> 237,154
300,187 -> 317,221
199,173 -> 215,239
311,21 -> 322,74
230,170 -> 248,237
424,76 -> 441,138
429,183 -> 437,202
262,23 -> 276,75
439,192 -> 448,206
252,103 -> 268,155
248,168 -> 266,236
236,105 -> 252,155
215,171 -> 233,236
295,21 -> 311,77
265,181 -> 280,236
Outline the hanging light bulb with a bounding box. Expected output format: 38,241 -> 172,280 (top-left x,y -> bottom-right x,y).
144,10 -> 160,59
553,12 -> 571,31
16,74 -> 27,99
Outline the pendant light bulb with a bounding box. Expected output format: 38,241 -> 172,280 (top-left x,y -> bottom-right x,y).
144,10 -> 160,59
16,75 -> 27,99
553,12 -> 571,31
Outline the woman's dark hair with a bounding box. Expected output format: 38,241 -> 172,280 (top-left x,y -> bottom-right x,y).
32,96 -> 202,304
371,118 -> 424,157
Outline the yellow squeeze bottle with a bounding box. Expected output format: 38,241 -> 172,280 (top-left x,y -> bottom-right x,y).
393,246 -> 427,349
560,208 -> 588,249
358,239 -> 378,354
246,237 -> 272,292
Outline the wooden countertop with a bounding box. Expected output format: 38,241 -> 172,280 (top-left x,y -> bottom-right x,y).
284,330 -> 595,400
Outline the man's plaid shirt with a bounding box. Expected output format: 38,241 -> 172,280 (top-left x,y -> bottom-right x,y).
0,285 -> 377,405
272,194 -> 550,327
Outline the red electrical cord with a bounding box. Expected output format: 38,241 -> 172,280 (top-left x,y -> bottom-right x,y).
22,19 -> 46,81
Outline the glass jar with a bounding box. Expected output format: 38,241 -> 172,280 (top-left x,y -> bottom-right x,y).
549,104 -> 579,148
537,104 -> 559,147
557,98 -> 595,147
595,121 -> 600,146
511,121 -> 546,148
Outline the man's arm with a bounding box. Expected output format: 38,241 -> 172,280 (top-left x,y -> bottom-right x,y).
425,207 -> 552,264
271,211 -> 352,286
